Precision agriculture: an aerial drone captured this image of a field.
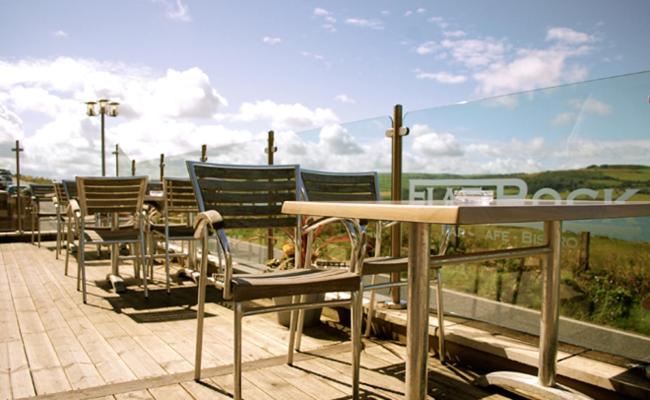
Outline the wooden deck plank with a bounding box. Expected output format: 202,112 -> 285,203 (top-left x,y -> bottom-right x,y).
246,368 -> 318,400
147,384 -> 193,400
179,379 -> 231,400
19,247 -> 106,390
113,389 -> 154,400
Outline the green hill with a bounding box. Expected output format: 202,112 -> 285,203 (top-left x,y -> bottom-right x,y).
379,164 -> 650,200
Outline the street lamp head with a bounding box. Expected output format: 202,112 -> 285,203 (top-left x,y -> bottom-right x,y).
85,101 -> 97,116
98,99 -> 109,114
108,102 -> 120,117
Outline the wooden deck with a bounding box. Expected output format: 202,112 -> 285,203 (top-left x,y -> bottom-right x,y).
0,242 -> 515,400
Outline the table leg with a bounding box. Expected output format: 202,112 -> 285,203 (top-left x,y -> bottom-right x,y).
480,221 -> 591,400
406,222 -> 430,400
539,220 -> 562,385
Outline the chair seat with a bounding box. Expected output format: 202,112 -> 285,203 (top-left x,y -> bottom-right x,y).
37,211 -> 58,217
84,228 -> 142,244
231,268 -> 360,302
150,223 -> 196,238
362,256 -> 409,275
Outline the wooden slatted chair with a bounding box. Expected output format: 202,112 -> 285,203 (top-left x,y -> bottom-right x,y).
66,176 -> 149,303
187,161 -> 362,400
29,183 -> 57,247
300,169 -> 450,362
147,178 -> 199,293
299,170 -> 390,340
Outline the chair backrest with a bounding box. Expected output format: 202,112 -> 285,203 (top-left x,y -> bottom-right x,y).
187,161 -> 301,229
62,180 -> 77,200
147,180 -> 163,194
163,178 -> 198,213
30,184 -> 55,203
54,182 -> 68,206
76,176 -> 148,217
300,170 -> 380,202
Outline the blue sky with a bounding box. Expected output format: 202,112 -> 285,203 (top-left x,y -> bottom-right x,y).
0,0 -> 649,177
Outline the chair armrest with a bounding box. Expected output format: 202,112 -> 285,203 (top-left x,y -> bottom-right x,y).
193,210 -> 224,239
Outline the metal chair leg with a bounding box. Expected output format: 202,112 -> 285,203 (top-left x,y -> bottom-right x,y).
140,234 -> 148,298
64,222 -> 72,276
287,299 -> 299,365
435,267 -> 445,363
194,233 -> 209,381
165,234 -> 171,294
351,290 -> 362,399
37,216 -> 42,247
295,295 -> 306,351
365,276 -> 377,337
80,232 -> 87,304
234,302 -> 243,400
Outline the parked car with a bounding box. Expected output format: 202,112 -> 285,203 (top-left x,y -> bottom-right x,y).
0,169 -> 12,190
7,185 -> 31,196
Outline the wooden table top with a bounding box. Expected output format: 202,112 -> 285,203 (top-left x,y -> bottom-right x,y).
282,199 -> 650,225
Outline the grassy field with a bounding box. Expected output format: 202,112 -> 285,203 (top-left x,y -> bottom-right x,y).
378,164 -> 650,201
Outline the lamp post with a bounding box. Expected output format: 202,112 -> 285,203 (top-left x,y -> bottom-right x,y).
86,99 -> 119,176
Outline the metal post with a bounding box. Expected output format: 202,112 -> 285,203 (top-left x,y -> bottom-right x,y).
265,130 -> 277,261
539,220 -> 562,386
12,140 -> 24,233
112,144 -> 119,176
131,160 -> 136,176
200,144 -> 207,162
387,104 -> 409,304
159,153 -> 165,182
406,222 -> 431,399
101,110 -> 106,176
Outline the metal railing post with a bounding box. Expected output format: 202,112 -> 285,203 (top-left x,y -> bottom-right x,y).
11,140 -> 24,233
265,130 -> 277,261
200,144 -> 208,162
112,144 -> 120,176
131,160 -> 136,176
159,153 -> 165,182
386,104 -> 409,304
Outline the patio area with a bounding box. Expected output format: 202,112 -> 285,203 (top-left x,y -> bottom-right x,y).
0,242 -> 517,400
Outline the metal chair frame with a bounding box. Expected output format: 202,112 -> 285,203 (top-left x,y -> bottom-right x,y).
29,183 -> 56,247
188,161 -> 363,400
65,176 -> 149,304
147,177 -> 199,293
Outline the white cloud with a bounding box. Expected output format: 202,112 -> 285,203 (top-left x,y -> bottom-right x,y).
313,8 -> 331,17
473,48 -> 589,96
552,98 -> 612,126
300,51 -> 326,62
53,30 -> 68,38
0,57 -> 344,177
410,124 -> 463,157
571,98 -> 611,115
441,38 -> 506,68
546,27 -> 594,44
429,16 -> 449,29
443,30 -> 466,38
153,0 -> 191,22
334,94 -> 355,103
380,10 -> 390,16
314,7 -> 336,32
231,100 -> 338,131
404,10 -> 413,17
415,41 -> 437,55
415,71 -> 467,84
416,8 -> 427,14
318,124 -> 363,155
345,18 -> 384,30
262,36 -> 282,45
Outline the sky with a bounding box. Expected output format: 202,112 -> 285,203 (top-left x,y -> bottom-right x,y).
0,0 -> 649,178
